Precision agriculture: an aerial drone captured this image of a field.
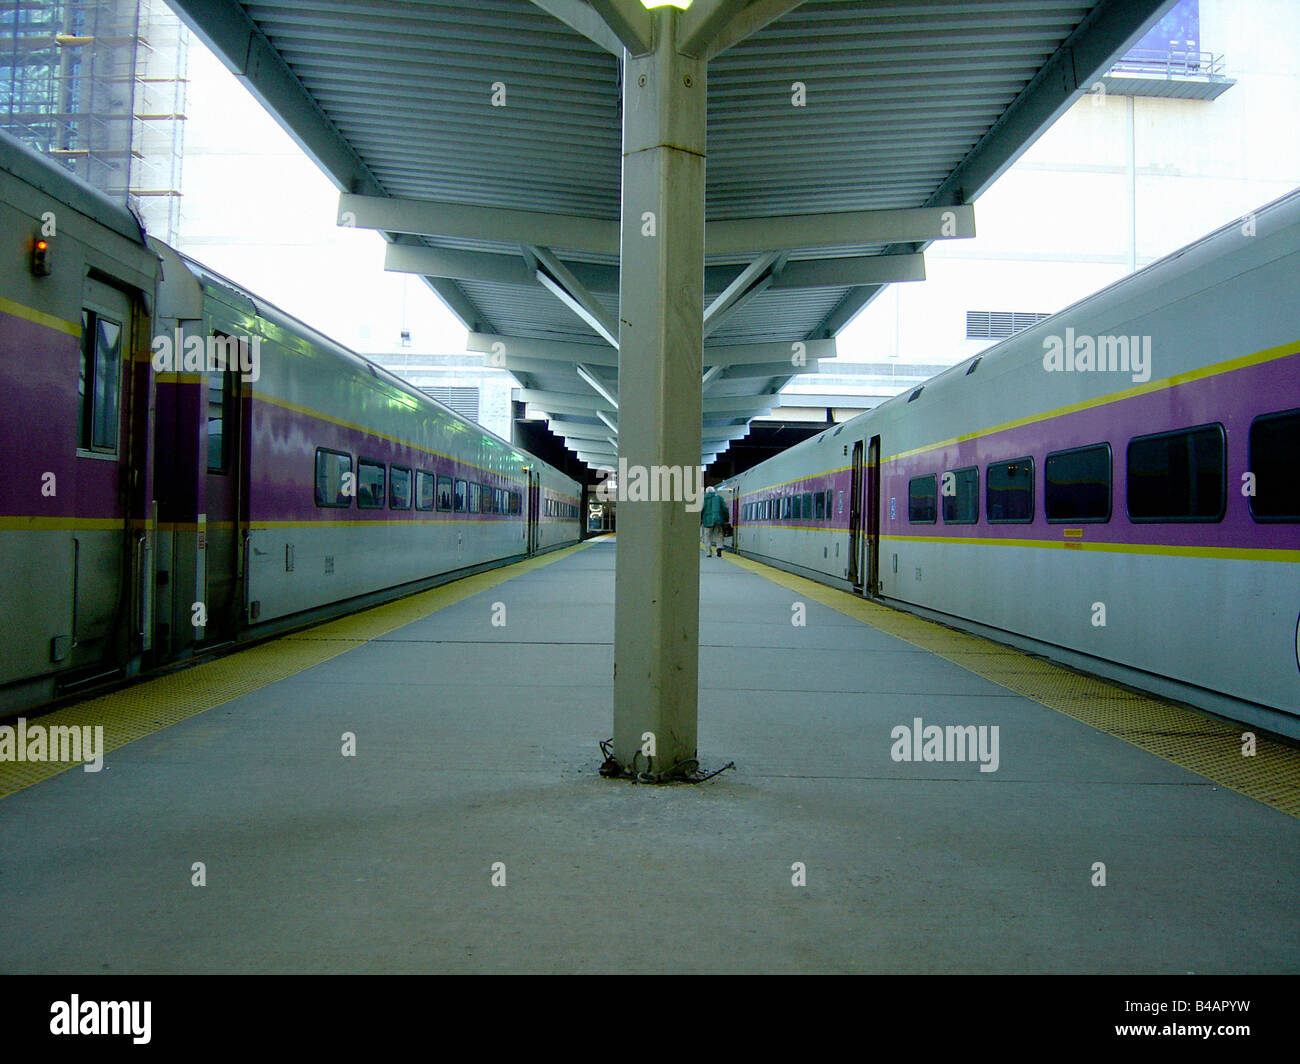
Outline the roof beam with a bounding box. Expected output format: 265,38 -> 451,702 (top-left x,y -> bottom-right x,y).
703,251 -> 783,338
529,0 -> 625,56
707,205 -> 973,255
531,246 -> 620,347
679,0 -> 807,61
350,193 -> 967,256
340,192 -> 620,255
389,243 -> 925,291
576,362 -> 620,410
587,0 -> 653,55
468,333 -> 618,368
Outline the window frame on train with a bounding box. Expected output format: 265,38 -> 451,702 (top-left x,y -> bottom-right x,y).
986,457 -> 1035,524
469,482 -> 482,513
1247,408 -> 1300,522
1044,443 -> 1112,523
389,464 -> 412,510
909,474 -> 938,524
356,458 -> 386,510
1126,423 -> 1226,523
436,475 -> 454,512
314,448 -> 353,508
454,478 -> 467,512
941,466 -> 979,524
77,307 -> 124,457
415,469 -> 435,511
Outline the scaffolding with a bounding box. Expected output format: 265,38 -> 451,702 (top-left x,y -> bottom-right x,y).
0,0 -> 187,242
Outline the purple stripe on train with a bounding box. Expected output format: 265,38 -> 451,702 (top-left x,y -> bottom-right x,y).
0,309 -> 124,520
739,350 -> 1300,550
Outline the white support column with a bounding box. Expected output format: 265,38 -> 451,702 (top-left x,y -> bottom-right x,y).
612,7 -> 706,778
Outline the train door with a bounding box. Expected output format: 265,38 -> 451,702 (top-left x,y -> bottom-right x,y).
72,279 -> 134,670
848,439 -> 864,590
200,344 -> 243,644
866,435 -> 881,596
527,471 -> 540,555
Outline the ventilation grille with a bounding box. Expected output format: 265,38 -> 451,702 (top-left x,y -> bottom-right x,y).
966,311 -> 1051,339
422,386 -> 480,422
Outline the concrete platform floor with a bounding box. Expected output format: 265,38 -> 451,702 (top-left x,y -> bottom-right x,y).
2,538 -> 1297,973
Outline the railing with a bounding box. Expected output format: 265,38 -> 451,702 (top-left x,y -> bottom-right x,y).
1111,48 -> 1227,79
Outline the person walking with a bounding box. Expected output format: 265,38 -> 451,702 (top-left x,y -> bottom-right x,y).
701,487 -> 728,557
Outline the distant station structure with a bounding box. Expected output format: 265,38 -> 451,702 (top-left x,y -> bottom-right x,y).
165,0 -> 1174,776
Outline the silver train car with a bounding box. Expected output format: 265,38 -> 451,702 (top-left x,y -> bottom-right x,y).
721,190 -> 1300,741
0,131 -> 581,713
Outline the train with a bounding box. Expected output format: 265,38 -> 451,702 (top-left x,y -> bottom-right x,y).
0,130 -> 582,714
720,188 -> 1300,742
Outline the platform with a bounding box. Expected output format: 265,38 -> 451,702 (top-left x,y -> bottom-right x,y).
1,537 -> 1297,974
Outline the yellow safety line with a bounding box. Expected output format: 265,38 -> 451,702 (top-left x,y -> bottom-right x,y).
0,539 -> 596,800
722,550 -> 1300,820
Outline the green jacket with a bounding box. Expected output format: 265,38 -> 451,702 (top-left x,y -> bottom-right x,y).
701,491 -> 728,527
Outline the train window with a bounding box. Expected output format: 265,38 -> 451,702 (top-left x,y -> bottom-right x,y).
1248,408 -> 1300,521
416,470 -> 435,510
357,459 -> 386,509
437,475 -> 453,512
315,449 -> 353,507
908,474 -> 938,523
481,487 -> 493,515
206,367 -> 234,473
1045,444 -> 1111,522
987,458 -> 1034,523
454,478 -> 467,512
942,467 -> 979,524
825,490 -> 834,519
792,494 -> 802,520
496,488 -> 505,514
814,492 -> 825,520
782,496 -> 791,520
803,492 -> 814,519
389,465 -> 412,510
78,310 -> 123,454
1127,424 -> 1225,522
469,482 -> 481,513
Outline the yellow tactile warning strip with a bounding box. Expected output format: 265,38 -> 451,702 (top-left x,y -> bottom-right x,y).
0,539 -> 599,801
723,551 -> 1300,819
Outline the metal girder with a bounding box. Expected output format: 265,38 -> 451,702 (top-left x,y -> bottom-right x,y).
340,192 -> 620,254
706,205 -> 973,255
576,362 -> 620,409
468,332 -> 618,368
810,0 -> 1173,338
703,250 -> 783,338
699,337 -> 836,366
528,0 -> 624,56
713,359 -> 821,379
531,246 -> 620,346
548,424 -> 613,442
518,388 -> 617,414
596,410 -> 620,434
349,192 -> 968,256
679,0 -> 807,61
388,244 -> 925,292
588,0 -> 653,55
